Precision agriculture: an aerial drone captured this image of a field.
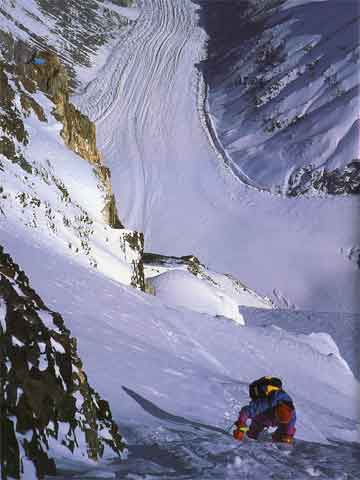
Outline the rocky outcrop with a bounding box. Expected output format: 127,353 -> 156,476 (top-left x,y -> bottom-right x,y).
0,38 -> 146,290
143,252 -> 203,276
0,1 -> 133,87
0,246 -> 125,479
286,161 -> 360,196
23,50 -> 102,165
97,166 -> 124,229
143,252 -> 274,308
0,41 -> 123,228
121,232 -> 146,290
20,48 -> 124,227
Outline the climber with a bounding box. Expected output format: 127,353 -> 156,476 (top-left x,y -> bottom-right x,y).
233,376 -> 296,444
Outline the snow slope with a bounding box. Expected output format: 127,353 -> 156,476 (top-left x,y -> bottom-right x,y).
74,0 -> 360,314
0,0 -> 359,477
1,230 -> 358,479
149,269 -> 245,323
240,306 -> 360,379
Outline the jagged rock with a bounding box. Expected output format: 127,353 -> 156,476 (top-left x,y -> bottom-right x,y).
0,39 -> 123,228
121,232 -> 145,290
286,161 -> 360,196
0,246 -> 125,479
0,0 -> 133,87
143,252 -> 202,276
98,166 -> 124,229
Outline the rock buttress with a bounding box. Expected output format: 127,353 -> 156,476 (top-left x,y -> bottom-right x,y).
0,246 -> 125,479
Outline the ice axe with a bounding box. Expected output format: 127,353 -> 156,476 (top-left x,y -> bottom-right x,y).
225,422 -> 235,434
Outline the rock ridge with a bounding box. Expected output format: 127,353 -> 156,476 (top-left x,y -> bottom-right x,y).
0,245 -> 125,479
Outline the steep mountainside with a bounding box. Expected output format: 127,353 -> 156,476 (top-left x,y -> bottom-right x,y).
0,1 -> 359,478
2,232 -> 358,479
73,0 -> 359,313
200,0 -> 360,195
0,39 -> 145,289
0,246 -> 125,479
0,0 -> 134,84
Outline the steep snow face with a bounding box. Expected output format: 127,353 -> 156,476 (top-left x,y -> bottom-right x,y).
75,0 -> 359,313
2,229 -> 359,479
202,0 -> 360,193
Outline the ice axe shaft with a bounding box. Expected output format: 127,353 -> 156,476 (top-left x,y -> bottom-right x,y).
226,422 -> 235,434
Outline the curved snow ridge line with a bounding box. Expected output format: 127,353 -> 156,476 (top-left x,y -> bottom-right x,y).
86,0 -> 271,197
72,0 -> 197,228
73,27 -> 137,113
197,69 -> 269,194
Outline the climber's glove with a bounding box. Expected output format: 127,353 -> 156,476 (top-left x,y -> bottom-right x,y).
233,426 -> 249,441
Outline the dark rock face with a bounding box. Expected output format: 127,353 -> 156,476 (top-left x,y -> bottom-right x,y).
0,40 -> 123,229
286,161 -> 360,196
122,232 -> 146,290
143,252 -> 202,276
196,0 -> 359,196
0,246 -> 125,479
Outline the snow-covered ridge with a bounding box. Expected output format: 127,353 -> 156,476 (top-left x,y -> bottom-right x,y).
144,252 -> 273,322
201,0 -> 360,195
240,305 -> 360,379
